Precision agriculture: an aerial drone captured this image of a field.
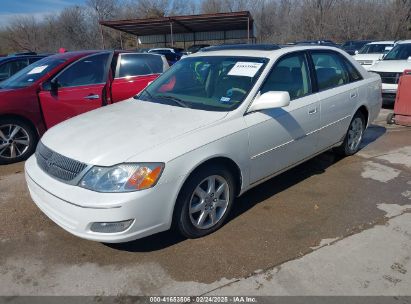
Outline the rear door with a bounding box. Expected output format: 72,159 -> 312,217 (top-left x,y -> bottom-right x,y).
111,53 -> 165,102
38,52 -> 111,129
309,50 -> 363,149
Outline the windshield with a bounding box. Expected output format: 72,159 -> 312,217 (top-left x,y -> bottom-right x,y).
0,56 -> 66,89
359,44 -> 392,54
137,56 -> 268,111
384,44 -> 411,60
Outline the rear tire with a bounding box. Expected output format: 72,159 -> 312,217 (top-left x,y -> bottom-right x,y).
0,118 -> 38,165
174,164 -> 236,238
386,112 -> 395,125
335,112 -> 365,156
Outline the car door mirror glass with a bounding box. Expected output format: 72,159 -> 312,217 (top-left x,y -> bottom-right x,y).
354,50 -> 359,55
248,91 -> 290,113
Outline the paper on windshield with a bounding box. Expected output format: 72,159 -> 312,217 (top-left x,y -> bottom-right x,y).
228,62 -> 263,77
27,65 -> 48,75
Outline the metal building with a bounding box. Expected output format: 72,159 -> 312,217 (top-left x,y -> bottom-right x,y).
99,11 -> 255,48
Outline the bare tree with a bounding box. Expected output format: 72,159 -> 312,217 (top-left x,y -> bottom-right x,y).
5,16 -> 43,52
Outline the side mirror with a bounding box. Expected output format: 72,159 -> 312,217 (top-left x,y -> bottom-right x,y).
50,78 -> 59,96
354,50 -> 359,55
408,56 -> 411,62
248,91 -> 290,113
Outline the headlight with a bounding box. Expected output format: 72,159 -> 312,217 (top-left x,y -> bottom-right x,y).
79,163 -> 164,192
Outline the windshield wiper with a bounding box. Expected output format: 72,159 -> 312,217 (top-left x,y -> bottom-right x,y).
155,94 -> 190,108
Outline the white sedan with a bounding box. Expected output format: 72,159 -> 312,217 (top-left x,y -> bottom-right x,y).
25,45 -> 382,242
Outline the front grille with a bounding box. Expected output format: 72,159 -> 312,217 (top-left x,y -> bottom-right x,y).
35,141 -> 87,181
371,71 -> 401,84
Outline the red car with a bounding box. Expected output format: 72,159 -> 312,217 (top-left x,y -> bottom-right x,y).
0,50 -> 169,164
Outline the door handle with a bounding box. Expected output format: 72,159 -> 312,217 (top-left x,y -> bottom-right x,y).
84,94 -> 100,100
350,92 -> 358,99
308,108 -> 317,115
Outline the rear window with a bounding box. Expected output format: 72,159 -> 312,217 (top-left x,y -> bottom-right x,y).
117,54 -> 164,78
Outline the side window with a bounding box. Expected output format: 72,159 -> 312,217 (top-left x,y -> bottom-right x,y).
311,52 -> 350,91
0,62 -> 12,80
340,56 -> 362,82
10,59 -> 29,75
118,54 -> 154,78
260,53 -> 312,100
28,57 -> 41,64
57,53 -> 109,88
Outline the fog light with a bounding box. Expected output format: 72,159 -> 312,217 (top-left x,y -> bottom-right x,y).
90,219 -> 134,233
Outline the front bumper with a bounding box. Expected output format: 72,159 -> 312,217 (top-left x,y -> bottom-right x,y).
381,83 -> 397,104
25,156 -> 183,243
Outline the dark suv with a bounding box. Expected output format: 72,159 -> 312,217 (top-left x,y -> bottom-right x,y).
0,53 -> 49,82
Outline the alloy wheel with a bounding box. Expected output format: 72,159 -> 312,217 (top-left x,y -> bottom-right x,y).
0,124 -> 30,159
347,117 -> 363,152
189,175 -> 230,230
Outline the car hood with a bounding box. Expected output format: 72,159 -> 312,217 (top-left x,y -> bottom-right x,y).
353,54 -> 382,61
369,60 -> 411,73
41,99 -> 228,166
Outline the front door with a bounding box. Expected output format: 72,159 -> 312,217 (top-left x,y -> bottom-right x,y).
38,53 -> 111,129
245,52 -> 321,184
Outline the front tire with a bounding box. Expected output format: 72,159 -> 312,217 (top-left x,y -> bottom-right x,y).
335,112 -> 365,156
0,118 -> 37,165
174,165 -> 236,238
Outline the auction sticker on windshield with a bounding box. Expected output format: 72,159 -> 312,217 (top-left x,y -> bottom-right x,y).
228,62 -> 263,77
28,65 -> 48,75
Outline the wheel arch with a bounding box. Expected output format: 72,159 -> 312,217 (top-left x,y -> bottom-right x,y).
0,113 -> 40,139
354,104 -> 369,127
178,156 -> 244,199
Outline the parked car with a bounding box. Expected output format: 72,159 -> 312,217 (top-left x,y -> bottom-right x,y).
25,45 -> 381,242
353,41 -> 395,70
148,48 -> 182,65
0,53 -> 48,82
0,50 -> 169,164
294,40 -> 340,48
341,40 -> 373,55
369,40 -> 411,104
186,44 -> 210,54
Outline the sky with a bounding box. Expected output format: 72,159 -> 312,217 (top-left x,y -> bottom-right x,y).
0,0 -> 86,26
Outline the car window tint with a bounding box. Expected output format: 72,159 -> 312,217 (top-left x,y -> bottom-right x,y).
28,57 -> 42,64
118,54 -> 162,77
312,52 -> 350,91
10,59 -> 28,75
58,53 -> 109,88
260,53 -> 311,100
140,56 -> 267,111
0,61 -> 12,80
0,59 -> 28,80
340,56 -> 362,82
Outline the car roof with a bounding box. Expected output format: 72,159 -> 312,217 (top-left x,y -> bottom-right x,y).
48,50 -> 105,61
0,54 -> 47,62
368,41 -> 395,45
188,45 -> 346,60
398,40 -> 411,44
